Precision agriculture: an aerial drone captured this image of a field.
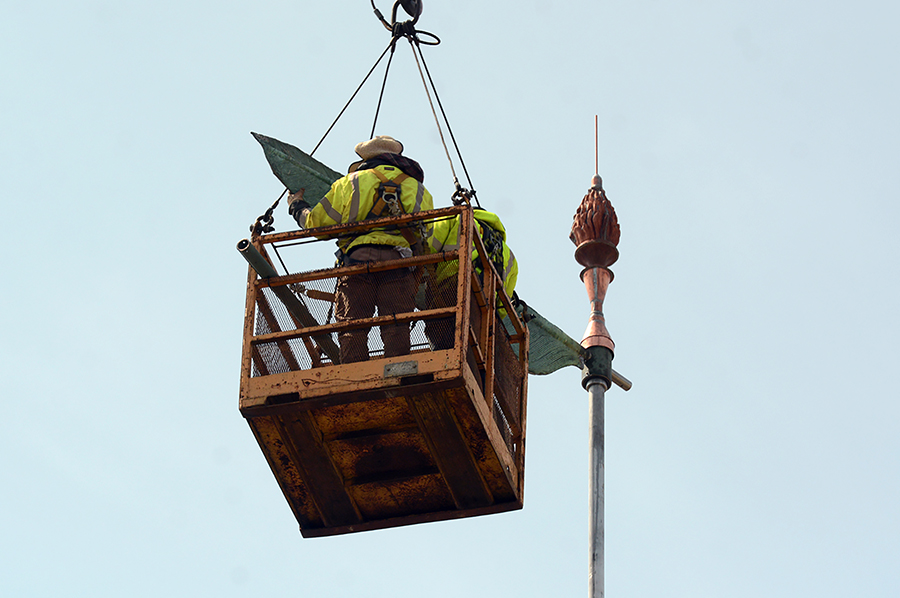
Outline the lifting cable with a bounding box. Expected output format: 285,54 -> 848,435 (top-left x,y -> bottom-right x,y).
250,39 -> 396,237
312,37 -> 398,158
368,0 -> 479,207
370,42 -> 397,140
407,36 -> 480,208
251,0 -> 479,236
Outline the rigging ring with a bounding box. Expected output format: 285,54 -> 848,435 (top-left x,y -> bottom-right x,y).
412,30 -> 440,45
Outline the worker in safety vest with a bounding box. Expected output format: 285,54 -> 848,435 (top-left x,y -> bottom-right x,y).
425,208 -> 518,350
287,135 -> 434,363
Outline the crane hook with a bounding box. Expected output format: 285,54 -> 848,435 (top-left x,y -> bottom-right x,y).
370,0 -> 439,45
370,0 -> 416,30
393,0 -> 422,24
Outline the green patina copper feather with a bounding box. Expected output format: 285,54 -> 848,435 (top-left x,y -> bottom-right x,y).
502,301 -> 585,375
251,132 -> 342,207
524,306 -> 585,375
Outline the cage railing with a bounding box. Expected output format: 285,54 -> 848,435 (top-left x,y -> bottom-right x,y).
240,204 -> 528,468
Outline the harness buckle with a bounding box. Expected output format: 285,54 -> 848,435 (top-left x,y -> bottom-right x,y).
378,181 -> 403,216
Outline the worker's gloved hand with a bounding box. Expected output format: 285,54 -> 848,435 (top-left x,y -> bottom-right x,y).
287,190 -> 311,227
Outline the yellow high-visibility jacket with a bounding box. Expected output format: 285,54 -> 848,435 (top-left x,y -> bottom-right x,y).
305,165 -> 434,254
429,209 -> 518,301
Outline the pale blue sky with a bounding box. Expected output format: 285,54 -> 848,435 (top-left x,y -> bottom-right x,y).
2,1 -> 899,596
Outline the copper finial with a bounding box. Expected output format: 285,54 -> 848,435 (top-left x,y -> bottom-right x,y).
571,174 -> 620,353
570,177 -> 620,269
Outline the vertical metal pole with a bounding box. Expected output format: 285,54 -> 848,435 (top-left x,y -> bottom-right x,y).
571,168 -> 620,597
588,378 -> 608,598
579,267 -> 614,598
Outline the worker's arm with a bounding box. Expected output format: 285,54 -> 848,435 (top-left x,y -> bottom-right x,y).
301,176 -> 352,229
287,189 -> 312,228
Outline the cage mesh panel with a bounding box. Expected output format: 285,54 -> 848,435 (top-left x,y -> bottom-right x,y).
420,261 -> 458,351
251,262 -> 457,374
462,283 -> 487,394
410,320 -> 433,352
289,277 -> 339,327
492,393 -> 516,457
253,289 -> 276,336
252,289 -> 299,377
294,277 -> 340,367
493,314 -> 523,457
469,286 -> 483,346
251,282 -> 341,377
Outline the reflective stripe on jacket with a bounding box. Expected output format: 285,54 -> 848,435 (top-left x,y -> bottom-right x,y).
429,209 -> 518,300
305,165 -> 434,254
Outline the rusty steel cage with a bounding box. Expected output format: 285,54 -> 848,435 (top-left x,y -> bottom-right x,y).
238,205 -> 529,537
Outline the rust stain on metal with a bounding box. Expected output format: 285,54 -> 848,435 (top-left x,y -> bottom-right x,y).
237,205 -> 529,537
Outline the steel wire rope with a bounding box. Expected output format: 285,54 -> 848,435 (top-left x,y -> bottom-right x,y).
250,39 -> 396,236
370,38 -> 400,138
311,38 -> 397,157
405,38 -> 454,181
408,37 -> 480,208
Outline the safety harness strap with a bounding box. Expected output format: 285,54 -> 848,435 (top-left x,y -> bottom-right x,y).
364,170 -> 421,253
367,170 -> 410,219
477,221 -> 507,283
